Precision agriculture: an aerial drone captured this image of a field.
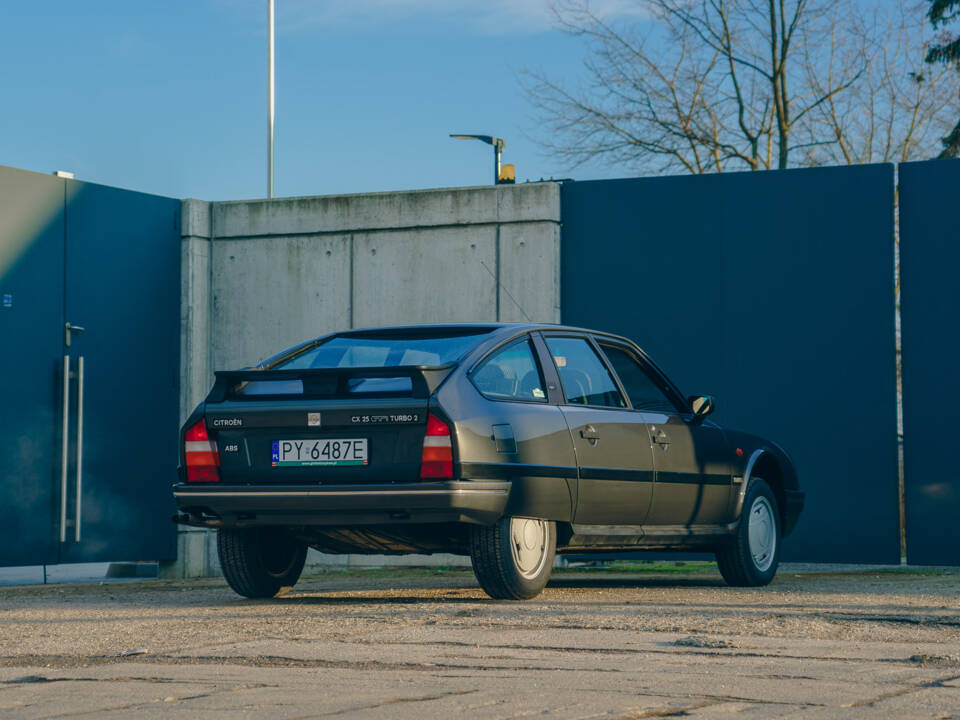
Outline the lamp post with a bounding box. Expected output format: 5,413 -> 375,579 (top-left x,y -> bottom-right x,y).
267,0 -> 275,199
450,134 -> 506,185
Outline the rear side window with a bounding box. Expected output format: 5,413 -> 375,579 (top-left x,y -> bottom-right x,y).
545,337 -> 625,408
276,332 -> 488,369
600,344 -> 679,413
471,339 -> 547,402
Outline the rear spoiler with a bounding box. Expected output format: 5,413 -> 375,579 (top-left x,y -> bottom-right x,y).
205,364 -> 457,402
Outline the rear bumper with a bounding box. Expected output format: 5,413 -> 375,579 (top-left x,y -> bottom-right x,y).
172,480 -> 511,528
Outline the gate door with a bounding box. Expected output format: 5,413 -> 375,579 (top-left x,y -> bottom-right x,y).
0,165 -> 180,567
58,181 -> 180,563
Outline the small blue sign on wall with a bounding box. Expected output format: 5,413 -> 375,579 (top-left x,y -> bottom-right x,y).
2,294 -> 11,308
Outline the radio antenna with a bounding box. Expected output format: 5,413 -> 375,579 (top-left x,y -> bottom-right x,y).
479,260 -> 532,322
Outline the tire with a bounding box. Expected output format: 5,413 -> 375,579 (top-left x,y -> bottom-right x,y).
217,527 -> 307,599
716,478 -> 781,587
469,516 -> 556,600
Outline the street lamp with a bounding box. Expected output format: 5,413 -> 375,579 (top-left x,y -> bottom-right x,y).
450,134 -> 509,185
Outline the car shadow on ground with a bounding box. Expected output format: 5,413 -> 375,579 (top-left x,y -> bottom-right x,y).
265,574 -> 730,605
547,575 -> 727,590
271,594 -> 499,605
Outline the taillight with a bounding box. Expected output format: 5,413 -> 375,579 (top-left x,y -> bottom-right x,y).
184,420 -> 220,483
420,413 -> 453,479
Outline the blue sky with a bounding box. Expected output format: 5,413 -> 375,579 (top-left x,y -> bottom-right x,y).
0,0 -> 636,201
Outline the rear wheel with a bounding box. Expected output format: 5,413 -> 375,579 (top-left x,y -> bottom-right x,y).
469,516 -> 556,600
716,478 -> 780,587
217,527 -> 307,598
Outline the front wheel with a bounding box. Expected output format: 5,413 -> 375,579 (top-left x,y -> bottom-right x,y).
469,516 -> 556,600
217,527 -> 307,598
716,478 -> 781,587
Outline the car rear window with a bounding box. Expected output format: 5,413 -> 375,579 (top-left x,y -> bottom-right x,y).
275,331 -> 490,370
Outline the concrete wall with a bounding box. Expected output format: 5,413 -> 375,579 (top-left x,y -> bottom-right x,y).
166,182 -> 561,577
179,182 -> 560,419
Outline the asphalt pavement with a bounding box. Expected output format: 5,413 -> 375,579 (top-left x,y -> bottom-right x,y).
1,564 -> 958,718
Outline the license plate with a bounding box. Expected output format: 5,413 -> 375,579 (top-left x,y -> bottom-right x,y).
271,438 -> 368,467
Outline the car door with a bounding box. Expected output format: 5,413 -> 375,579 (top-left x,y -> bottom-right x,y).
597,341 -> 733,526
541,334 -> 655,526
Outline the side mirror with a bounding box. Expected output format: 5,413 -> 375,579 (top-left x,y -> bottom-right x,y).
688,395 -> 715,420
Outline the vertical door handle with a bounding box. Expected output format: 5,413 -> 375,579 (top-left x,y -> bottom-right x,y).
75,356 -> 84,542
60,355 -> 70,543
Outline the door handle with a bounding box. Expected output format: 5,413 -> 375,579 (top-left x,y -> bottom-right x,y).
652,430 -> 671,445
580,425 -> 599,440
60,356 -> 70,543
65,322 -> 85,347
75,356 -> 84,542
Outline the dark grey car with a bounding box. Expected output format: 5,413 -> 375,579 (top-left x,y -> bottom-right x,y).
173,324 -> 804,600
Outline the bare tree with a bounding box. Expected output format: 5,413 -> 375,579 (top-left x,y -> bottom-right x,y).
522,0 -> 960,174
797,0 -> 959,165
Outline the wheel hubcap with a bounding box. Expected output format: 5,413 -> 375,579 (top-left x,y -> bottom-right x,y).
747,496 -> 776,572
510,517 -> 548,579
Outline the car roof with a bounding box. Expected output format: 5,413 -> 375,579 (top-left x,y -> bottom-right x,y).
261,322 -> 643,372
335,322 -> 633,342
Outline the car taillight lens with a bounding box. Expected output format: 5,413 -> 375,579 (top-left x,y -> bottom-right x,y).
420,413 -> 453,479
184,420 -> 220,483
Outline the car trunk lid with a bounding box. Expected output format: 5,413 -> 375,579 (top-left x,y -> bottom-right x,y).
202,365 -> 454,484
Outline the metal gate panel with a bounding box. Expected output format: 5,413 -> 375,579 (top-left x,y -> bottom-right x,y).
0,164 -> 180,567
562,165 -> 899,563
0,166 -> 65,567
899,159 -> 960,566
59,180 -> 180,563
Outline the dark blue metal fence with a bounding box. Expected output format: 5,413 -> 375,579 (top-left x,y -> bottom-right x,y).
562,165 -> 900,564
899,159 -> 960,566
3,157 -> 957,568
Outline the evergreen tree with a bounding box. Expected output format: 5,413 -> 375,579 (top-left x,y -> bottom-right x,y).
928,0 -> 960,157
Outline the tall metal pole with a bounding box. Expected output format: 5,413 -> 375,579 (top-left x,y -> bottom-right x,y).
267,0 -> 275,199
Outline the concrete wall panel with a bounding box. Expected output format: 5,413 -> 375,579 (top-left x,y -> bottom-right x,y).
211,234 -> 351,370
352,227 -> 497,328
211,183 -> 560,238
496,182 -> 561,224
498,221 -> 561,323
180,235 -> 211,421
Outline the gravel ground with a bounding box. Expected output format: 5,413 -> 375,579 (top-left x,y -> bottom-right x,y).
1,564 -> 958,718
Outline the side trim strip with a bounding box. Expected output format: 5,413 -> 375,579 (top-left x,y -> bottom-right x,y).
655,471 -> 732,486
458,463 -> 732,485
458,462 -> 578,480
580,467 -> 654,483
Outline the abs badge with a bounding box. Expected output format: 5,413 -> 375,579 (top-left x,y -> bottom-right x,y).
307,412 -> 322,427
